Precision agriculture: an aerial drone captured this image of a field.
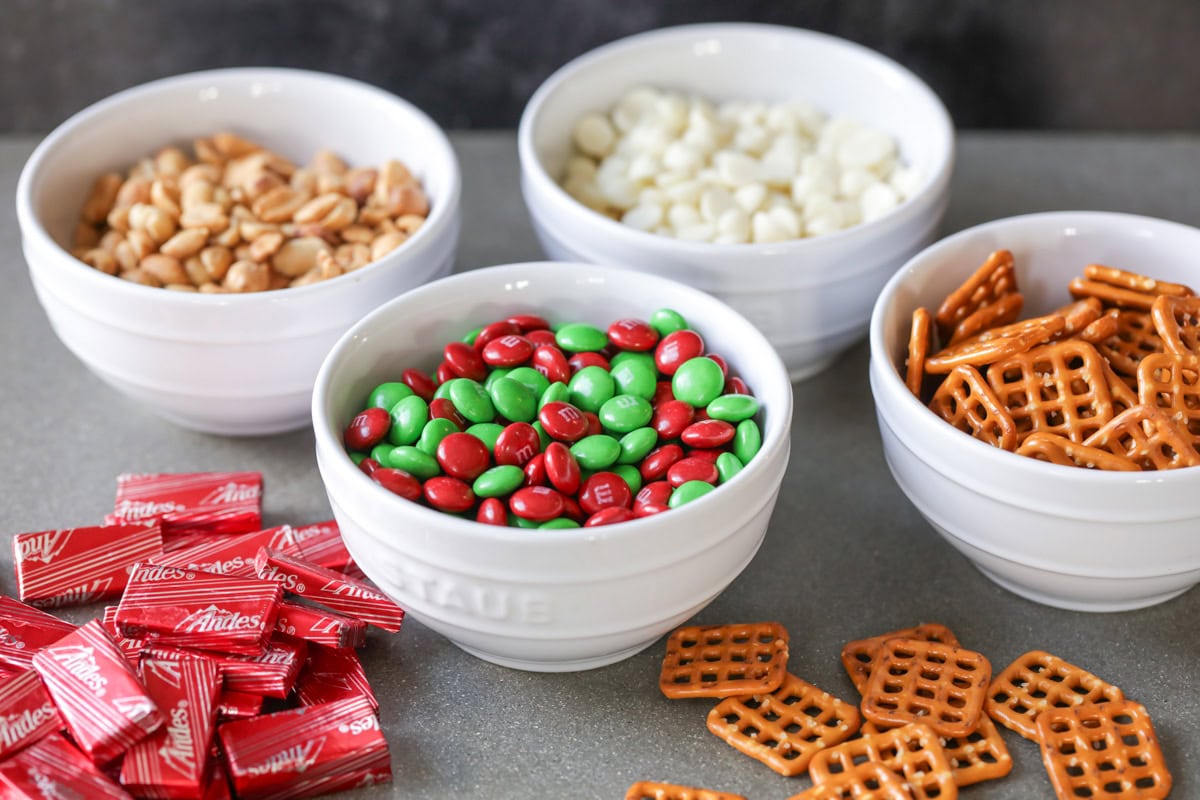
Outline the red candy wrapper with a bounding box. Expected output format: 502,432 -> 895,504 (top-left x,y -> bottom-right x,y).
153,526 -> 302,578
145,637 -> 306,700
0,732 -> 133,798
218,695 -> 391,800
101,605 -> 147,668
120,655 -> 222,799
216,689 -> 264,722
115,563 -> 282,656
254,549 -> 405,633
32,619 -> 162,765
287,520 -> 358,574
0,669 -> 64,760
294,644 -> 377,712
0,596 -> 76,671
13,523 -> 162,609
107,472 -> 263,539
274,601 -> 367,650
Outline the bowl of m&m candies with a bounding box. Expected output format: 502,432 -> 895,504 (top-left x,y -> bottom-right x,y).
311,261 -> 792,671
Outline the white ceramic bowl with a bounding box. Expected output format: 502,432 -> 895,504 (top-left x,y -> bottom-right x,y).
312,261 -> 793,671
16,68 -> 461,435
519,23 -> 954,380
870,211 -> 1200,612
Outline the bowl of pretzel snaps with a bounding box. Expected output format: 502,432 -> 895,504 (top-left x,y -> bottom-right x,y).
870,211 -> 1200,612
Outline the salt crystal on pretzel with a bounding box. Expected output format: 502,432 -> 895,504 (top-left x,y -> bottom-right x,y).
0,732 -> 132,798
119,654 -> 222,798
115,563 -> 282,656
254,548 -> 405,633
152,525 -> 302,578
218,695 -> 391,799
13,522 -> 162,609
0,596 -> 76,671
0,669 -> 64,760
106,471 -> 263,539
143,637 -> 307,700
32,619 -> 162,765
274,600 -> 367,650
294,644 -> 377,712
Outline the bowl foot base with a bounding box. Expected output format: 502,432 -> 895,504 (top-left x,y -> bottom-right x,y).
452,636 -> 660,673
973,564 -> 1196,613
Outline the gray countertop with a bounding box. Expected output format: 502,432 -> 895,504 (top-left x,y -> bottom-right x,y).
2,131 -> 1198,798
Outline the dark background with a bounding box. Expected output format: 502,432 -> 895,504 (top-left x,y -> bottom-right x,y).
3,0 -> 1199,132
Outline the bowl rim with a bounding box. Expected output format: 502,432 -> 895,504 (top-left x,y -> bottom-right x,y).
15,66 -> 462,307
311,260 -> 794,545
517,21 -> 955,261
869,208 -> 1200,485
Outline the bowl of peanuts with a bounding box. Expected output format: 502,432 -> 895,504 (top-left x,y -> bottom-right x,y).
311,261 -> 793,671
518,23 -> 954,381
870,210 -> 1200,612
16,67 -> 461,435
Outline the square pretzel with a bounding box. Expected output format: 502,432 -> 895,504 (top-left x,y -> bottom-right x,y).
1095,309 -> 1163,380
1137,352 -> 1200,447
625,781 -> 746,800
659,622 -> 788,699
808,722 -> 958,800
862,714 -> 1012,787
786,762 -> 912,800
840,623 -> 960,696
706,673 -> 861,776
986,339 -> 1117,444
860,638 -> 991,738
1082,403 -> 1200,470
1037,700 -> 1171,800
928,365 -> 1018,450
985,650 -> 1125,741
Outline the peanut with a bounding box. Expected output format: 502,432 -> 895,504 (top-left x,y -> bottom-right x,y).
82,173 -> 124,224
223,259 -> 270,292
139,253 -> 190,285
154,147 -> 190,177
71,132 -> 431,291
272,236 -> 331,277
119,268 -> 162,288
74,222 -> 101,249
252,186 -> 308,224
81,248 -> 118,275
371,231 -> 408,261
199,246 -> 234,281
128,203 -> 178,243
159,228 -> 209,260
248,231 -> 285,262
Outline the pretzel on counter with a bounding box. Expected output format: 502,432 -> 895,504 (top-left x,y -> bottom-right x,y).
986,650 -> 1125,741
1037,699 -> 1171,800
860,638 -> 991,738
658,622 -> 789,700
840,623 -> 960,696
706,673 -> 860,776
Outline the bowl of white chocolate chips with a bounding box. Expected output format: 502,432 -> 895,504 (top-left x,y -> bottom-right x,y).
519,23 -> 954,379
